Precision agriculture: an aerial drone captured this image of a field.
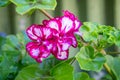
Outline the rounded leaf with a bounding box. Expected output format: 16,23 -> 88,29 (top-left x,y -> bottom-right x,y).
75,46 -> 106,72
74,72 -> 95,80
50,63 -> 73,80
10,0 -> 57,15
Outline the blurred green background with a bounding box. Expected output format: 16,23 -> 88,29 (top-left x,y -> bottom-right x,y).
0,0 -> 120,34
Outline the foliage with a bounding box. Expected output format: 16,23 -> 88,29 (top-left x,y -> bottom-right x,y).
75,46 -> 106,72
106,55 -> 120,80
74,72 -> 95,80
10,0 -> 57,15
1,0 -> 120,80
0,0 -> 10,7
0,0 -> 57,15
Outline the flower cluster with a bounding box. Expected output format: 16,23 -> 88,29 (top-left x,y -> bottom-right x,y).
26,10 -> 82,62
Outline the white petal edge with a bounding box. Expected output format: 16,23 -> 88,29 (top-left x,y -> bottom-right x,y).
26,25 -> 38,40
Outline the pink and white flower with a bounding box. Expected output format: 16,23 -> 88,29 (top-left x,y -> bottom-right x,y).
26,10 -> 82,62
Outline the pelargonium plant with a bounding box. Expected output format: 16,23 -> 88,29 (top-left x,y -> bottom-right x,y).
1,0 -> 120,80
26,10 -> 82,62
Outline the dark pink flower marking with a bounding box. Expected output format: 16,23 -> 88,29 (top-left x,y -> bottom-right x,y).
26,10 -> 82,62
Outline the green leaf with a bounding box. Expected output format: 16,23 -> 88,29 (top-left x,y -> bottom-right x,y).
80,22 -> 99,42
74,72 -> 94,80
80,22 -> 120,48
2,35 -> 20,51
0,33 -> 33,79
0,0 -> 10,7
97,25 -> 118,47
75,46 -> 106,72
15,58 -> 60,80
82,31 -> 98,42
50,63 -> 74,80
106,55 -> 120,80
81,22 -> 98,32
101,74 -> 112,80
10,0 -> 57,15
0,37 -> 5,50
15,64 -> 53,80
17,31 -> 31,46
114,30 -> 120,47
0,51 -> 20,80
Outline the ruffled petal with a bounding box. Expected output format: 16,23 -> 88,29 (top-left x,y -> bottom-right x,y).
26,42 -> 51,63
35,45 -> 50,62
42,27 -> 53,39
60,37 -> 73,51
33,25 -> 43,38
39,45 -> 50,58
26,42 -> 40,59
62,34 -> 78,48
63,10 -> 82,31
46,19 -> 60,31
52,44 -> 69,60
26,24 -> 38,40
71,36 -> 78,48
43,20 -> 49,25
57,50 -> 68,60
60,17 -> 74,33
43,40 -> 53,51
35,46 -> 50,63
35,58 -> 43,63
74,20 -> 81,30
63,10 -> 75,20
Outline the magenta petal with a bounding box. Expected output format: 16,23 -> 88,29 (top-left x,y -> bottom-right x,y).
26,42 -> 38,51
29,47 -> 40,59
39,45 -> 50,58
33,26 -> 43,38
42,27 -> 53,39
62,43 -> 71,51
43,20 -> 49,25
63,10 -> 82,31
43,41 -> 53,51
63,10 -> 75,20
47,19 -> 59,31
35,49 -> 50,62
74,31 -> 83,36
60,38 -> 72,51
74,20 -> 81,30
61,17 -> 74,33
52,49 -> 69,60
71,36 -> 78,48
26,25 -> 38,40
52,44 -> 69,60
56,50 -> 69,60
26,42 -> 40,59
41,52 -> 50,58
35,51 -> 50,63
35,58 -> 42,63
26,42 -> 51,63
64,35 -> 78,48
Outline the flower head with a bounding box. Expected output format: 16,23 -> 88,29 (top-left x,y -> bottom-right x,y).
26,10 -> 82,62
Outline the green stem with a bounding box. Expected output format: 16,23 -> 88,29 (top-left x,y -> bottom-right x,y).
69,58 -> 76,65
107,52 -> 120,54
101,49 -> 115,79
40,9 -> 53,19
103,63 -> 115,79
